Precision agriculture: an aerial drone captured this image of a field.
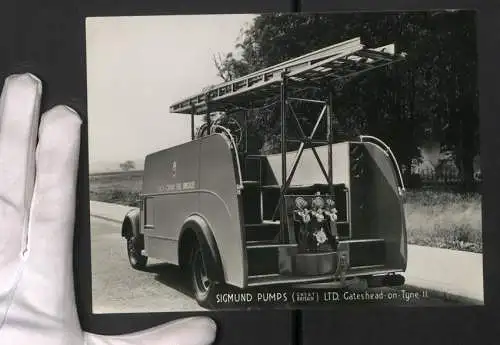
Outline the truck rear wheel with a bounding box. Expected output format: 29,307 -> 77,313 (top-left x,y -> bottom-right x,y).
190,243 -> 216,308
127,235 -> 148,269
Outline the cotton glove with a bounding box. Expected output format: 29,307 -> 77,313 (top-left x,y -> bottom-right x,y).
0,73 -> 217,345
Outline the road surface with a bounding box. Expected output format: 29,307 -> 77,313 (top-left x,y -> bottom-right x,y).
90,217 -> 462,313
91,217 -> 204,313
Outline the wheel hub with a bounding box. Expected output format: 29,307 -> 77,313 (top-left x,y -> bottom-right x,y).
194,250 -> 212,293
128,237 -> 138,263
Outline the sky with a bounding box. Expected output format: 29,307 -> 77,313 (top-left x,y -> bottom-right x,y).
85,14 -> 257,170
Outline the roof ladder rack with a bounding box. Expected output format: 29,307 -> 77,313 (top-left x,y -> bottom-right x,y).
169,37 -> 406,115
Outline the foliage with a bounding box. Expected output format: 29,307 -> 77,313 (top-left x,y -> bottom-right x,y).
119,160 -> 136,172
212,11 -> 478,191
404,190 -> 482,253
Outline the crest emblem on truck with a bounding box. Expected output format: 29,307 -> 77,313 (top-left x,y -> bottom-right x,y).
172,161 -> 176,177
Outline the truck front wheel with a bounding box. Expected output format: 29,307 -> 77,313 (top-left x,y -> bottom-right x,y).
127,235 -> 148,269
190,243 -> 216,308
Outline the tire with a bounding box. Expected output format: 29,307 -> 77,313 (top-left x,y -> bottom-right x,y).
127,235 -> 148,269
190,242 -> 216,308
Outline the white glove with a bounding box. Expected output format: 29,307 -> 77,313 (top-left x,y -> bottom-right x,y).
0,73 -> 217,345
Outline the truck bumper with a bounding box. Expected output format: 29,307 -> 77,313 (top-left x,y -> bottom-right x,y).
247,267 -> 405,287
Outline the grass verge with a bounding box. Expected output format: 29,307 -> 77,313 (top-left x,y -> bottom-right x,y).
404,190 -> 482,253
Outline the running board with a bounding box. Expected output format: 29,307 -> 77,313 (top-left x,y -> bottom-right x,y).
246,243 -> 297,249
350,264 -> 384,270
247,268 -> 402,287
244,220 -> 280,227
340,238 -> 384,244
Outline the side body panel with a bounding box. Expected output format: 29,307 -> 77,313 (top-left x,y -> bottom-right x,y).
360,142 -> 407,270
141,134 -> 246,287
141,138 -> 200,264
198,135 -> 247,287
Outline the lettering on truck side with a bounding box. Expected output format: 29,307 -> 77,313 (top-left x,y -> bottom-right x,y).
157,181 -> 197,193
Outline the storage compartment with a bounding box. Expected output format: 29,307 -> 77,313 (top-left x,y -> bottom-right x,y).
247,246 -> 280,276
245,222 -> 280,243
261,187 -> 281,220
242,185 -> 262,224
336,223 -> 350,238
242,155 -> 262,182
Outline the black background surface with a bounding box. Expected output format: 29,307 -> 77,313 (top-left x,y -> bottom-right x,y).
0,0 -> 498,344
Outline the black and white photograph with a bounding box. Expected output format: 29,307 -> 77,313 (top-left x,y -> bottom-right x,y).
86,11 -> 483,313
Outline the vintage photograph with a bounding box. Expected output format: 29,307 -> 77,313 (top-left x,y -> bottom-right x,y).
86,11 -> 482,313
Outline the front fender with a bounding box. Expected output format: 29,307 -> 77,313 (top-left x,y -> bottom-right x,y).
121,208 -> 141,238
179,214 -> 225,282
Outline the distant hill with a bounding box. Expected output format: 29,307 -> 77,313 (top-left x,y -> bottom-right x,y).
89,159 -> 144,174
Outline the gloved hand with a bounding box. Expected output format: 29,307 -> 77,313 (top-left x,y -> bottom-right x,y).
0,73 -> 217,345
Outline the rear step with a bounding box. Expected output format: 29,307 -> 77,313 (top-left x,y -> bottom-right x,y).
341,238 -> 384,243
246,240 -> 276,246
247,267 -> 403,287
244,220 -> 279,226
248,273 -> 335,286
246,243 -> 297,249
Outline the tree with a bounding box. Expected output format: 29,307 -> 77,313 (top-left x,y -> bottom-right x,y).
213,11 -> 478,190
432,11 -> 479,191
120,160 -> 135,172
214,13 -> 427,157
